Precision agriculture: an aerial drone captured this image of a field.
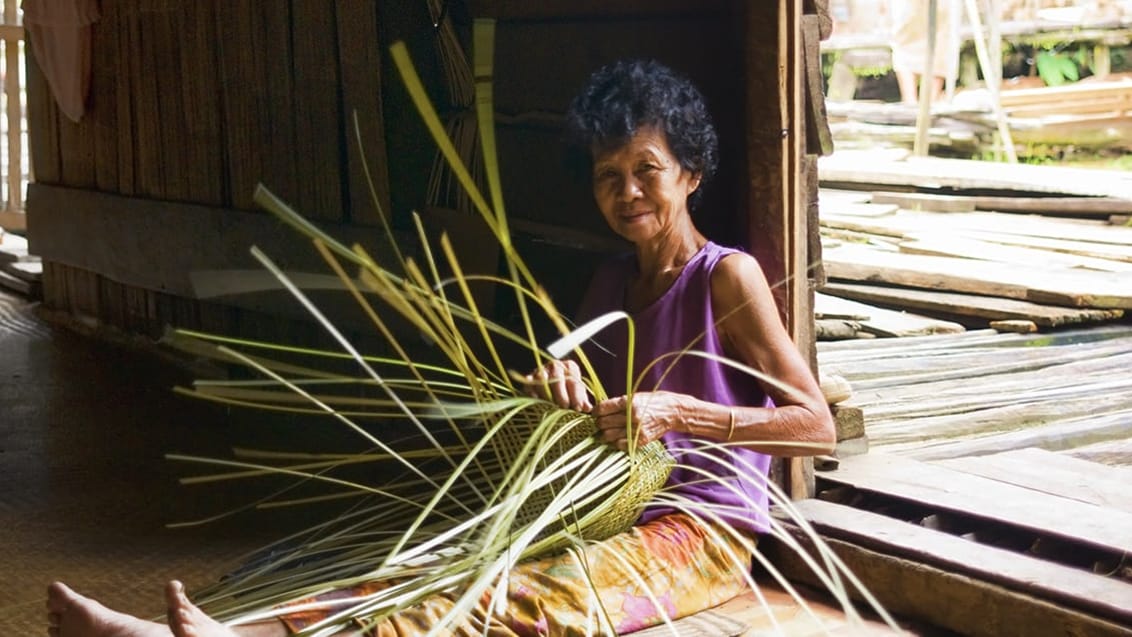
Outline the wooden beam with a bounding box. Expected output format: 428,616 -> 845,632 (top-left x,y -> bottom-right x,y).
769,499 -> 1132,633
25,184 -> 404,300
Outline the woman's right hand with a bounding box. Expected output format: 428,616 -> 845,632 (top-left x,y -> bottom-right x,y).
522,359 -> 592,412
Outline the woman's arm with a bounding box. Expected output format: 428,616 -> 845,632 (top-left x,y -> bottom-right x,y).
593,252 -> 835,457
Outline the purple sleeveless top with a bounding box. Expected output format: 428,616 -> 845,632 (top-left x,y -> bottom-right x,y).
576,241 -> 773,533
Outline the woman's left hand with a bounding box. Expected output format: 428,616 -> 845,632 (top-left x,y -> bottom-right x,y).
592,391 -> 686,451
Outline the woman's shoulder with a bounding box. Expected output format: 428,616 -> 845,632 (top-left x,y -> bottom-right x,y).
705,245 -> 771,301
701,242 -> 760,276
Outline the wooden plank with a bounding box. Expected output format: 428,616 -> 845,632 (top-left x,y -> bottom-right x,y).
815,292 -> 965,337
958,228 -> 1132,263
973,195 -> 1132,217
937,448 -> 1132,514
819,151 -> 1132,199
819,324 -> 1132,362
821,282 -> 1125,327
824,244 -> 1132,309
822,208 -> 1132,251
335,0 -> 391,226
802,15 -> 833,156
820,453 -> 1132,555
997,79 -> 1132,106
1066,439 -> 1132,470
891,409 -> 1132,461
870,191 -> 976,213
290,0 -> 344,221
900,236 -> 1132,272
771,499 -> 1132,631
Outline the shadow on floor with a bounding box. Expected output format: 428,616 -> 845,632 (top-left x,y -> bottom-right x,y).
0,289 -> 335,634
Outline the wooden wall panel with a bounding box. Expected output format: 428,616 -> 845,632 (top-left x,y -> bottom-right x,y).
336,0 -> 392,225
151,6 -> 191,201
290,0 -> 344,221
129,6 -> 166,198
111,1 -> 136,196
24,33 -> 60,185
256,1 -> 302,212
90,0 -> 119,193
177,0 -> 225,206
216,1 -> 270,211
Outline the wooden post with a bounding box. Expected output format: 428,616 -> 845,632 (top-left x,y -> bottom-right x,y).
746,0 -> 815,499
4,0 -> 22,216
913,0 -> 938,157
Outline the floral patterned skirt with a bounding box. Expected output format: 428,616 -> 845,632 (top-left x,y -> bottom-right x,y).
279,513 -> 755,636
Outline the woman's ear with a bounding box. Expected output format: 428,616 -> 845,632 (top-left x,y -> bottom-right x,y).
688,172 -> 703,194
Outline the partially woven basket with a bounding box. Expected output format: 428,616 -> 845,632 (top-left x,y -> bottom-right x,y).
502,405 -> 675,558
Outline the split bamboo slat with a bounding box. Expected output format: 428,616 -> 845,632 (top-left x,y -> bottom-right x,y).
818,325 -> 1132,464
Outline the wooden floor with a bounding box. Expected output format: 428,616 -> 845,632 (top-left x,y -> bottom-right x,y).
770,452 -> 1132,636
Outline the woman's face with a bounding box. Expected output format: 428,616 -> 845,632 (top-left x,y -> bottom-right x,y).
591,126 -> 701,245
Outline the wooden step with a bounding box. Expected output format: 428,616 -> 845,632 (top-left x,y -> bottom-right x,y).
767,498 -> 1132,636
0,268 -> 32,297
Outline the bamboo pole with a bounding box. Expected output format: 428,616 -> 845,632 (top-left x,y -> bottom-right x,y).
963,0 -> 1017,163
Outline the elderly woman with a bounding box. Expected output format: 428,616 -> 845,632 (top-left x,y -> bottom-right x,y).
46,59 -> 834,637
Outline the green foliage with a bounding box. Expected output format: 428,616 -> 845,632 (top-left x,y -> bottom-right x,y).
1035,49 -> 1079,86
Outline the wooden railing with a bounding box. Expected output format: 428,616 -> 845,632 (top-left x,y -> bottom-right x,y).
0,0 -> 24,231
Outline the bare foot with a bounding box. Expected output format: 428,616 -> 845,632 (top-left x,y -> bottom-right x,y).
165,581 -> 248,637
46,581 -> 170,637
46,581 -> 244,637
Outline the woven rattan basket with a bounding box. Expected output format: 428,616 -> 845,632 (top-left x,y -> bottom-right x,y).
502,406 -> 675,558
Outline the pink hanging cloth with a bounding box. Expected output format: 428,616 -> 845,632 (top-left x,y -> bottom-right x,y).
21,0 -> 100,122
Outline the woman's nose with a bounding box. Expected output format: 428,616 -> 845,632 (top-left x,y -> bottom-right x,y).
618,175 -> 642,201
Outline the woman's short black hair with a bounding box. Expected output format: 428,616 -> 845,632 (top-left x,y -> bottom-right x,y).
564,59 -> 719,211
